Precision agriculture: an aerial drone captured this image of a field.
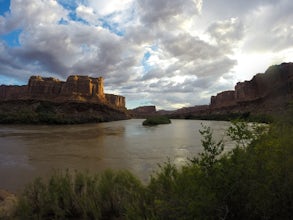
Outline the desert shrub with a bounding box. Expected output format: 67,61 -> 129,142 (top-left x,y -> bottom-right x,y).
143,120 -> 293,219
16,170 -> 144,220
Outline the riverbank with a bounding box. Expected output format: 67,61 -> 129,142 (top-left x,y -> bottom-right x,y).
0,100 -> 130,124
5,118 -> 293,219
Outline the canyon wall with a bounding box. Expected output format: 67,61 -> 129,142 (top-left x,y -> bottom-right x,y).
210,62 -> 293,114
210,91 -> 236,109
0,75 -> 125,109
105,94 -> 126,108
0,85 -> 28,100
131,63 -> 293,119
130,106 -> 157,118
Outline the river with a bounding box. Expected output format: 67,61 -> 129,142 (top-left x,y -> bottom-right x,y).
0,119 -> 231,193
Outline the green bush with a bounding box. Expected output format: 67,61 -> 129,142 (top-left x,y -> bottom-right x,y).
142,116 -> 171,126
144,120 -> 293,219
16,170 -> 144,220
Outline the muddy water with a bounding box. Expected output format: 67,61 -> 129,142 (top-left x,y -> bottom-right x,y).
0,119 -> 231,193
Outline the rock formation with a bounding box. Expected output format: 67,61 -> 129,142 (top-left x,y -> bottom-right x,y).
105,94 -> 126,109
0,85 -> 27,100
210,62 -> 293,115
153,62 -> 293,119
129,106 -> 157,118
210,91 -> 236,109
0,75 -> 125,109
0,75 -> 129,124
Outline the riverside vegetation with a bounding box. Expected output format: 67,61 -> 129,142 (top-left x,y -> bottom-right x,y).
0,100 -> 129,124
6,115 -> 293,219
142,116 -> 171,126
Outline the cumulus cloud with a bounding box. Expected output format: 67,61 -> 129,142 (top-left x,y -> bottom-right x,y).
137,0 -> 202,29
0,0 -> 292,109
207,18 -> 244,53
243,0 -> 293,52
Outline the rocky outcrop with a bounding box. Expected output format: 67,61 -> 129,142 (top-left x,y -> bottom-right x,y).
0,75 -> 125,109
60,75 -> 105,100
0,75 -> 129,124
27,75 -> 106,102
130,106 -> 157,118
235,63 -> 293,103
166,105 -> 210,118
159,62 -> 293,120
0,85 -> 27,100
210,91 -> 236,109
210,62 -> 293,115
105,94 -> 125,108
28,76 -> 63,98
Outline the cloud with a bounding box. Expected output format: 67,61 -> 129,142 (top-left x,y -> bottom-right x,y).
137,0 -> 202,29
202,0 -> 276,19
243,0 -> 293,53
0,0 -> 141,83
163,33 -> 221,61
10,0 -> 67,29
75,5 -> 97,24
88,0 -> 133,16
207,18 -> 244,53
0,0 -> 292,109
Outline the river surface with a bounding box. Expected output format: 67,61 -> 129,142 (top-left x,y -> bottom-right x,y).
0,119 -> 231,193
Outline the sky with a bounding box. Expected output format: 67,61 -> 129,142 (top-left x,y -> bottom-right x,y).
0,0 -> 292,110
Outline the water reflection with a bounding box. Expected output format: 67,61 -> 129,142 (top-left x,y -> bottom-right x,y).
0,119 -> 230,193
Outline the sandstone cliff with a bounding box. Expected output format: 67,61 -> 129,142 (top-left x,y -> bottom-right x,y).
210,62 -> 293,115
130,106 -> 157,118
0,75 -> 125,109
210,91 -> 236,109
0,75 -> 129,124
0,85 -> 27,100
155,62 -> 293,120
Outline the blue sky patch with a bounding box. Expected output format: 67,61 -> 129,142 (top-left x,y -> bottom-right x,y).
0,29 -> 21,47
57,0 -> 89,25
141,51 -> 153,73
0,75 -> 25,85
99,17 -> 125,36
58,18 -> 69,25
141,45 -> 158,73
68,11 -> 90,25
0,0 -> 10,16
57,0 -> 79,11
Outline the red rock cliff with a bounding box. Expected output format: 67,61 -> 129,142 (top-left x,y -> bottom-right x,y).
210,62 -> 293,114
0,75 -> 125,109
210,90 -> 236,109
129,106 -> 157,118
28,76 -> 63,98
105,94 -> 126,108
60,75 -> 105,100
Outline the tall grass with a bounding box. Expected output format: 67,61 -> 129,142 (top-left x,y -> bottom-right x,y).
16,170 -> 144,219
